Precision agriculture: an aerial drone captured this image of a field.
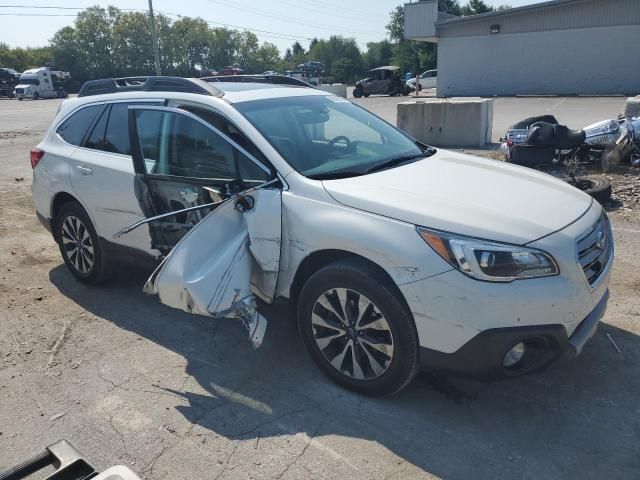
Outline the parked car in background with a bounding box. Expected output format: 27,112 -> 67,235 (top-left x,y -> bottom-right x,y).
221,66 -> 244,75
297,61 -> 325,74
406,69 -> 437,92
31,76 -> 613,396
198,67 -> 219,77
353,66 -> 410,98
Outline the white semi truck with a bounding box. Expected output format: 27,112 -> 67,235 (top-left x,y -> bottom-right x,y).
14,67 -> 70,100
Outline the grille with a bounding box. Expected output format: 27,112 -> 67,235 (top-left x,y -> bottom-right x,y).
577,214 -> 612,286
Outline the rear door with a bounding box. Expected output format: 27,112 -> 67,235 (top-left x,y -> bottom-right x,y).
69,101 -> 162,256
127,106 -> 282,323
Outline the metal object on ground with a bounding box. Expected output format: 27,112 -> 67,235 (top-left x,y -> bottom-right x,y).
0,440 -> 141,480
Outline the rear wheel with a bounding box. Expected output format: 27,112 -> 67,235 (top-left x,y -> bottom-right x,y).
568,176 -> 612,204
297,259 -> 419,396
55,202 -> 112,284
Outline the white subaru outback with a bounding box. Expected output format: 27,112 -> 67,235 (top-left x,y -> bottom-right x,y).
31,76 -> 613,396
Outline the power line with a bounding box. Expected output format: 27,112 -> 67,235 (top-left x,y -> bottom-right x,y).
0,12 -> 77,16
0,5 -> 373,47
157,10 -> 313,42
0,4 -> 87,8
204,0 -> 380,37
266,0 -> 381,22
0,5 -> 315,43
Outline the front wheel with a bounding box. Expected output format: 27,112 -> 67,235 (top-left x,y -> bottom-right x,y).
353,87 -> 362,99
33,92 -> 39,100
297,259 -> 419,396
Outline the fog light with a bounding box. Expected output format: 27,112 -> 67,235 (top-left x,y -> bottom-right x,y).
503,342 -> 526,367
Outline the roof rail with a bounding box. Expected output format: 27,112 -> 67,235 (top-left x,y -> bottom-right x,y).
201,74 -> 312,88
78,76 -> 219,98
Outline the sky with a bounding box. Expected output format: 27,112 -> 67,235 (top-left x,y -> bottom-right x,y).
0,0 -> 545,53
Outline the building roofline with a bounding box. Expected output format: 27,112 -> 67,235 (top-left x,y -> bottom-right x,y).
435,0 -> 591,27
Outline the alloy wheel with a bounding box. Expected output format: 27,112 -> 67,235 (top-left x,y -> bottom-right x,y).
311,288 -> 394,380
61,215 -> 95,274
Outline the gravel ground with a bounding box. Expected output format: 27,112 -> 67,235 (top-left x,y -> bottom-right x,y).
1,97 -> 639,480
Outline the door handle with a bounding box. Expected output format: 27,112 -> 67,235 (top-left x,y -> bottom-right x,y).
76,165 -> 93,176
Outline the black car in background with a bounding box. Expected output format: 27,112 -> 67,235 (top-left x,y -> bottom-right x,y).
0,67 -> 20,97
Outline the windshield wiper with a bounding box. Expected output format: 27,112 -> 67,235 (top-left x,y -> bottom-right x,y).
307,171 -> 365,180
365,149 -> 435,174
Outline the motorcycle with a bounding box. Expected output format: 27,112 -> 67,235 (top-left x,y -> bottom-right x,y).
500,115 -> 640,203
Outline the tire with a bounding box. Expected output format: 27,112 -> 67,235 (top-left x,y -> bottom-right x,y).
353,88 -> 362,99
54,202 -> 112,284
297,259 -> 419,396
569,176 -> 612,204
33,92 -> 39,100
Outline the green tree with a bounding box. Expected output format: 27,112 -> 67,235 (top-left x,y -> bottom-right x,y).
205,28 -> 238,71
307,36 -> 363,83
111,11 -> 154,75
461,0 -> 494,15
73,6 -> 118,78
386,6 -> 405,42
386,5 -> 436,75
439,0 -> 462,16
0,43 -> 53,72
364,40 -> 394,69
168,17 -> 213,75
254,42 -> 281,72
50,27 -> 86,85
235,31 -> 260,69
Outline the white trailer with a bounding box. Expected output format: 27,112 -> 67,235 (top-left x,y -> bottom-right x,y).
14,67 -> 70,100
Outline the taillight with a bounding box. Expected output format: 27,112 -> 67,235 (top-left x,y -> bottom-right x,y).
30,147 -> 44,169
506,139 -> 514,147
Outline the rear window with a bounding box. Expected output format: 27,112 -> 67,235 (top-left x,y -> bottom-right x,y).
57,105 -> 103,146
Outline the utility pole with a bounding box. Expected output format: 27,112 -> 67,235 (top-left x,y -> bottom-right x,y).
148,0 -> 162,76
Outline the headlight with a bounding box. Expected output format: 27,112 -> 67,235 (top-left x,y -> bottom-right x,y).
418,227 -> 559,282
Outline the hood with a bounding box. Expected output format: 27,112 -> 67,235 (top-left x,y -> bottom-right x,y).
322,150 -> 592,245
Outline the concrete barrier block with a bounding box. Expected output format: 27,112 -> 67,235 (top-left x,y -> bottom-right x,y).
397,98 -> 493,147
317,84 -> 347,98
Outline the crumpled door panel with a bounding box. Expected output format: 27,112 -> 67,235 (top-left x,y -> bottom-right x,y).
144,189 -> 282,348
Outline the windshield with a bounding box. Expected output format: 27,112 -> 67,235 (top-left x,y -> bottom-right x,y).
19,76 -> 39,85
235,95 -> 425,178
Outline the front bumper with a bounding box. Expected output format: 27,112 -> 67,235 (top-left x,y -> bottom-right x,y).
419,290 -> 609,380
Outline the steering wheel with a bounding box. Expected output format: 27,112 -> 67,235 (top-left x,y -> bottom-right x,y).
328,135 -> 353,151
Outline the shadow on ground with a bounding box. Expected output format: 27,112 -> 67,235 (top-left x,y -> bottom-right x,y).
50,265 -> 640,479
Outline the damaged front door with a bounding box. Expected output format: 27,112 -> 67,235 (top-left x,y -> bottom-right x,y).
124,105 -> 282,348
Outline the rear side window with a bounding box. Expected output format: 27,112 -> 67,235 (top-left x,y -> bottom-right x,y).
104,103 -> 132,155
84,106 -> 109,150
57,105 -> 103,146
